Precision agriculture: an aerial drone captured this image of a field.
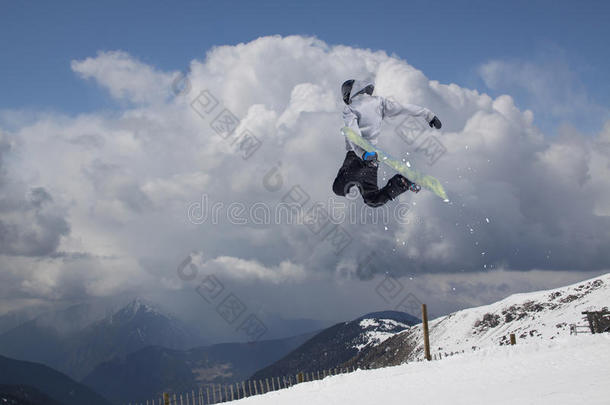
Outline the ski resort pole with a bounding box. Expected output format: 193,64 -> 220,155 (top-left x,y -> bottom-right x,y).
422,303 -> 431,361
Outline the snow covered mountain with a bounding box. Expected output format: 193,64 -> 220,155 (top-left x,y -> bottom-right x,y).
219,275 -> 610,405
347,272 -> 609,368
235,334 -> 610,405
250,311 -> 418,380
64,298 -> 205,379
0,298 -> 206,380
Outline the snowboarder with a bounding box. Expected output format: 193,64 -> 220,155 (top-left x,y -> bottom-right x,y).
333,79 -> 442,207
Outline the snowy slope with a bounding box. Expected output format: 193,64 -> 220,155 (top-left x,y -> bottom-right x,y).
340,273 -> 609,369
354,318 -> 409,351
405,272 -> 609,359
250,312 -> 413,380
233,334 -> 610,405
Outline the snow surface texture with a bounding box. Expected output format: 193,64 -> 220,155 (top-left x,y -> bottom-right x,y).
404,272 -> 610,359
234,334 -> 610,405
355,319 -> 408,351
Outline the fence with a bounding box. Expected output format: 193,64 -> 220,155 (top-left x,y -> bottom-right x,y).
126,366 -> 360,405
127,304 -> 548,404
128,349 -> 475,405
127,304 -> 438,404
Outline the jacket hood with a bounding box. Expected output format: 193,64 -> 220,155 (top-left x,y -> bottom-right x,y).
344,79 -> 375,104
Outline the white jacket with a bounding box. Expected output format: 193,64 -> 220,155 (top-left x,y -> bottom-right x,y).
342,80 -> 435,156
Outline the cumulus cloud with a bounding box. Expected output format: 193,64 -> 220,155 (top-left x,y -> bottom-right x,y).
478,51 -> 608,133
71,50 -> 174,104
0,131 -> 70,257
1,35 -> 609,317
186,252 -> 307,284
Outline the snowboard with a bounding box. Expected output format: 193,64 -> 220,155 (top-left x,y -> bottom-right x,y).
341,126 -> 449,201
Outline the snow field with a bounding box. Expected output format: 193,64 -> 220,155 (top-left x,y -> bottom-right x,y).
234,334 -> 610,405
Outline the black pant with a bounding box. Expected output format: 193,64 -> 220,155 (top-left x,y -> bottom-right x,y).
332,151 -> 409,207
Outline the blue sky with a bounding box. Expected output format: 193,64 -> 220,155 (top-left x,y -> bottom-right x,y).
1,0 -> 609,133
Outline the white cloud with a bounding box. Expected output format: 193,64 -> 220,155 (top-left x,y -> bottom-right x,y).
191,254 -> 307,284
478,52 -> 608,132
1,35 -> 609,317
71,50 -> 174,104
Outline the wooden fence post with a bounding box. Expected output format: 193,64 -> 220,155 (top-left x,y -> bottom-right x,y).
163,393 -> 170,405
510,333 -> 516,345
422,303 -> 431,361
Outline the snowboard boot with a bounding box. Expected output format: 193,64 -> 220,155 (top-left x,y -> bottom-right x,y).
361,151 -> 378,167
386,174 -> 420,199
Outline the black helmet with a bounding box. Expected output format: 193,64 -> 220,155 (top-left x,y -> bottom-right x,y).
341,79 -> 374,105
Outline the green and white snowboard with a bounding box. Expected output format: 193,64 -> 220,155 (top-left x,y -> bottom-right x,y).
341,126 -> 449,201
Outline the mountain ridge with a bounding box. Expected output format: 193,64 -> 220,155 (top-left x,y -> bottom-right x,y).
342,272 -> 610,369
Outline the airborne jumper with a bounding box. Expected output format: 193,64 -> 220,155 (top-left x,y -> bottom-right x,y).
332,79 -> 443,206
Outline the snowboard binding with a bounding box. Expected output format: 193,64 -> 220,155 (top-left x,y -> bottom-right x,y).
362,151 -> 378,167
408,182 -> 421,193
396,175 -> 421,193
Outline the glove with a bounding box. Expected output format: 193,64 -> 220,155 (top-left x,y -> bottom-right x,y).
429,116 -> 442,129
